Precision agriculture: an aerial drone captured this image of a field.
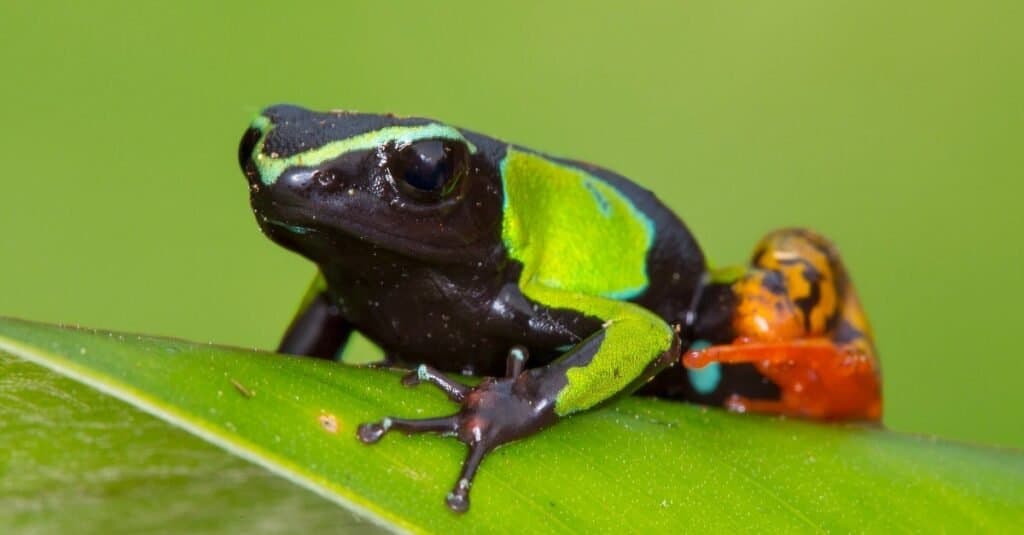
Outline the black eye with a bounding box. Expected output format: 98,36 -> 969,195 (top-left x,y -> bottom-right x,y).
391,139 -> 467,196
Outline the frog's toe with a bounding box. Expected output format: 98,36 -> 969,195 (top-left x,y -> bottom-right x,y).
504,345 -> 529,378
400,364 -> 469,402
446,489 -> 469,513
445,476 -> 473,513
444,443 -> 487,514
356,415 -> 460,444
356,421 -> 388,444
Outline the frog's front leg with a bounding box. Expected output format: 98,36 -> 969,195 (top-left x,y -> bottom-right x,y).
358,347 -> 534,512
277,274 -> 352,360
357,298 -> 680,513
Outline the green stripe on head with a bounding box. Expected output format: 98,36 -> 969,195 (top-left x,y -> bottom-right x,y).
250,118 -> 477,186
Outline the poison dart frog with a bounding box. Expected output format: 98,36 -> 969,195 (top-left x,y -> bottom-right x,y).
238,105 -> 882,513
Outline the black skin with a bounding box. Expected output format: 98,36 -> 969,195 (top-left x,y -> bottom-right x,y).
239,105 -> 776,512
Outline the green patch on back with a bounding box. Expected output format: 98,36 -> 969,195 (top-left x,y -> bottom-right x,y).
500,148 -> 671,415
500,148 -> 655,299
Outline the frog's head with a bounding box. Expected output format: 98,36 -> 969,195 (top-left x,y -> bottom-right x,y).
239,105 -> 502,265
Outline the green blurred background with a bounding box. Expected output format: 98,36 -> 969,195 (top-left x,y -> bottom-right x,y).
1,2 -> 1021,448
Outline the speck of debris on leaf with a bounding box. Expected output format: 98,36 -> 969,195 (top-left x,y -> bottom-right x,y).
319,412 -> 340,434
230,378 -> 255,398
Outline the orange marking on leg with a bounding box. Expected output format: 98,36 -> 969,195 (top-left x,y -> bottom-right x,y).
684,339 -> 882,421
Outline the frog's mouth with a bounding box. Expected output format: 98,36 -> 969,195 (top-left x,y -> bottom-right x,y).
255,200 -> 495,264
264,218 -> 314,235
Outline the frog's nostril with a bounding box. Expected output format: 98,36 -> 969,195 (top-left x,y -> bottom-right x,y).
238,127 -> 262,175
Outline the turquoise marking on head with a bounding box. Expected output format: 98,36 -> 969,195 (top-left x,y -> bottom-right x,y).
266,218 -> 312,235
250,117 -> 477,186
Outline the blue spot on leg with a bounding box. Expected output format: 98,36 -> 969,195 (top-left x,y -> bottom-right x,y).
686,339 -> 721,395
688,362 -> 722,395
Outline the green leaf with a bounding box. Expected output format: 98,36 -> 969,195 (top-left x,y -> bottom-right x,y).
1,317 -> 1022,533
0,353 -> 380,534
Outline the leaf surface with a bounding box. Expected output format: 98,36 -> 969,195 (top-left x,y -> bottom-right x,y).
1,317 -> 1021,533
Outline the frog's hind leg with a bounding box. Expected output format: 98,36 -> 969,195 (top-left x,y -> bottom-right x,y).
686,228 -> 882,421
684,338 -> 881,420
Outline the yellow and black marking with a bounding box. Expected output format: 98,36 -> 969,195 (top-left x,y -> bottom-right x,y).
738,228 -> 875,353
673,228 -> 881,420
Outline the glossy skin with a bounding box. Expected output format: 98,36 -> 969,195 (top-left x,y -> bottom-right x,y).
238,105 -> 882,512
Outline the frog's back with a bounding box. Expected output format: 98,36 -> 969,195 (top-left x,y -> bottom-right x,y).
484,136 -> 706,327
568,157 -> 708,324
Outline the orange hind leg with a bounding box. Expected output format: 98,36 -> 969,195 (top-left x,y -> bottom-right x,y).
685,229 -> 882,421
684,338 -> 881,420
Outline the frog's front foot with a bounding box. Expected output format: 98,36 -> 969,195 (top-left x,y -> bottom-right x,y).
357,346 -> 552,513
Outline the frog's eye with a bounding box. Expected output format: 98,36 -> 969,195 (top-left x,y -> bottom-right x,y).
390,139 -> 468,197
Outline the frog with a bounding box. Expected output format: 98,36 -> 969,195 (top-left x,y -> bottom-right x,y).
238,104 -> 882,513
